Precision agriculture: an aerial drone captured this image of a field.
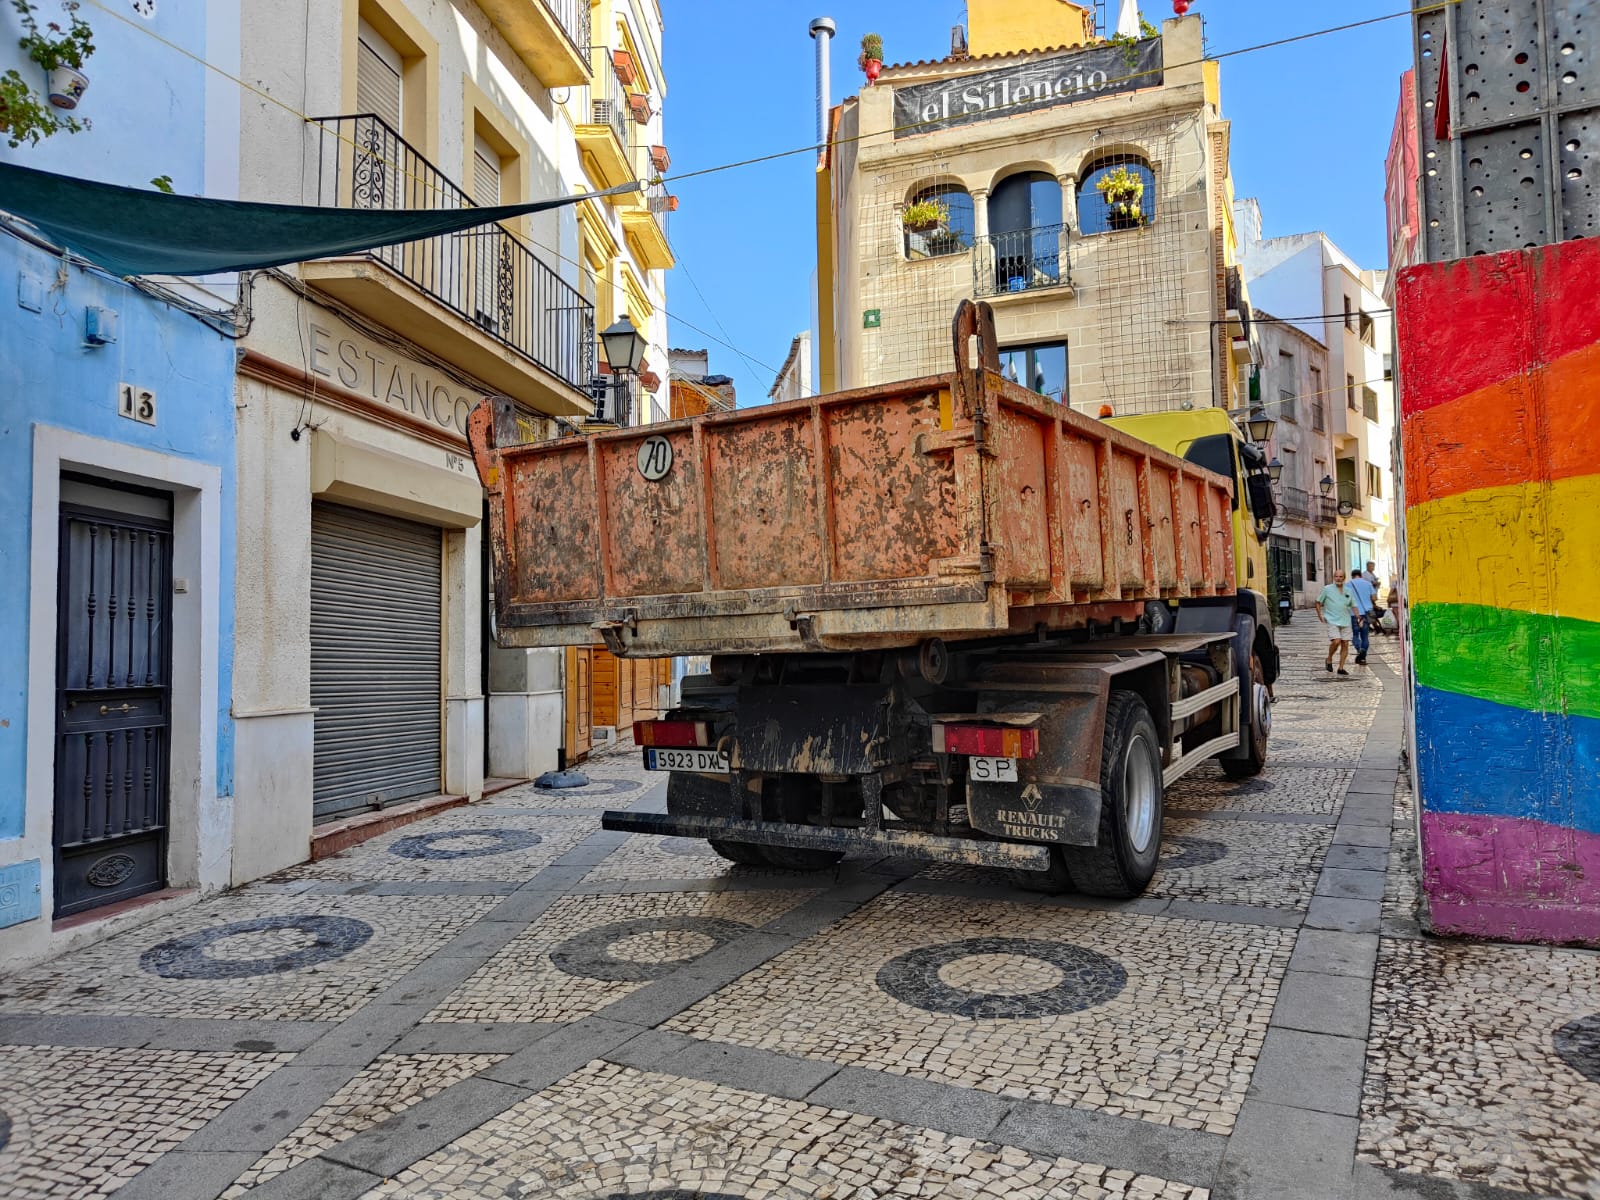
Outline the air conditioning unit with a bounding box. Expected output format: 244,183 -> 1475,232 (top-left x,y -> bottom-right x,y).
592,99 -> 617,126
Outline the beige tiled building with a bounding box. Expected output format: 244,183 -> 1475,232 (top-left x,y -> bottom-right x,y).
818,0 -> 1253,420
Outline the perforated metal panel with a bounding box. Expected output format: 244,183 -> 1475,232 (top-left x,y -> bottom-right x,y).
1415,0 -> 1598,258
311,503 -> 443,822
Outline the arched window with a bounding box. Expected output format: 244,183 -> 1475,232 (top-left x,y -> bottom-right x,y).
986,170 -> 1065,293
902,184 -> 974,259
1077,156 -> 1156,235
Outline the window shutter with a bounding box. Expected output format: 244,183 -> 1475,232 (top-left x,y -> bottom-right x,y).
357,21 -> 402,131
473,135 -> 502,206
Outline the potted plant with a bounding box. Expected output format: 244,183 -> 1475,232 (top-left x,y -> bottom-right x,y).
858,32 -> 883,85
900,197 -> 947,235
1096,165 -> 1147,230
14,0 -> 95,110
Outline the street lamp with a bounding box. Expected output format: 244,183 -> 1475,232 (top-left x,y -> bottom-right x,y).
1245,406 -> 1275,444
1268,457 -> 1284,482
594,316 -> 646,424
1319,474 -> 1334,496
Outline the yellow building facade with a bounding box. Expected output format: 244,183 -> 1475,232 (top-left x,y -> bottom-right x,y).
818,9 -> 1254,421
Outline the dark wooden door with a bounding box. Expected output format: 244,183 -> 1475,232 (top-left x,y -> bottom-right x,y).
53,484 -> 173,917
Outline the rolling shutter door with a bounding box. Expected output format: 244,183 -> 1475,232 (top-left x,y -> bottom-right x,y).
311,503 -> 442,822
356,22 -> 403,132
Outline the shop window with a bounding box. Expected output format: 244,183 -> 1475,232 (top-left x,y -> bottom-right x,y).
1077,155 -> 1155,235
903,184 -> 974,259
998,341 -> 1068,404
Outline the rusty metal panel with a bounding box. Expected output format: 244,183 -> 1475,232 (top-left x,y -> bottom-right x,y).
991,403 -> 1050,587
1110,450 -> 1144,590
1062,431 -> 1105,591
706,407 -> 825,591
598,429 -> 705,597
826,389 -> 963,582
1147,461 -> 1178,590
506,443 -> 599,602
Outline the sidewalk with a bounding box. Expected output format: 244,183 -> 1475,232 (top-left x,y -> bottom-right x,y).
0,622 -> 1595,1200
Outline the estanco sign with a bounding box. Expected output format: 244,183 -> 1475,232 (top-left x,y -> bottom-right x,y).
891,39 -> 1163,139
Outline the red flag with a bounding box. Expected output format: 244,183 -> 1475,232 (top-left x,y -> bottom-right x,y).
1434,37 -> 1451,142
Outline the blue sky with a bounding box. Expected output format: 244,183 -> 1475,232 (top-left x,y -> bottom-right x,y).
658,1 -> 1415,403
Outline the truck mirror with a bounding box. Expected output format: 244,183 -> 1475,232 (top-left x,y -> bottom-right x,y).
1246,473 -> 1277,523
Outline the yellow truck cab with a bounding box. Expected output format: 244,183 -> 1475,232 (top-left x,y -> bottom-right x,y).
1105,406 -> 1281,705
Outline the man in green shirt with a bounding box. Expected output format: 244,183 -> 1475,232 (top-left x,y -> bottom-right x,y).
1316,569 -> 1356,675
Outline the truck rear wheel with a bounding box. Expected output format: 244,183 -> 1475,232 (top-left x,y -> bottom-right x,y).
708,839 -> 770,866
1057,690 -> 1165,898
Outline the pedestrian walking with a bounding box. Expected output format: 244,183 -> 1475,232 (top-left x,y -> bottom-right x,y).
1346,569 -> 1377,665
1316,569 -> 1356,675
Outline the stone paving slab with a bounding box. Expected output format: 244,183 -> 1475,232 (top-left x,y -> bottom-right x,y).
1164,766 -> 1354,817
363,1060 -> 1212,1199
286,812 -> 594,882
1150,818 -> 1334,911
663,890 -> 1293,1135
1361,936 -> 1600,1199
423,888 -> 819,1024
0,892 -> 498,1021
0,1043 -> 290,1199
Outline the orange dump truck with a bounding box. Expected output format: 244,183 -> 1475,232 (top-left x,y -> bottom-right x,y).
470,302 -> 1279,895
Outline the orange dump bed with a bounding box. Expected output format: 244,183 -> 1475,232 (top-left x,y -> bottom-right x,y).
470,312 -> 1235,658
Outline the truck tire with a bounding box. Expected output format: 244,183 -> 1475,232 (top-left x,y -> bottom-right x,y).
708,838 -> 770,866
1056,690 -> 1165,898
757,845 -> 845,870
1221,617 -> 1270,779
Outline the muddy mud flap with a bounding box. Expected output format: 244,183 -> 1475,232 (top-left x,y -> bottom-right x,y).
599,811 -> 1053,871
965,690 -> 1106,847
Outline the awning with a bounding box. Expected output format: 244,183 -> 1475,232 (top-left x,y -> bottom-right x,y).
0,160 -> 638,278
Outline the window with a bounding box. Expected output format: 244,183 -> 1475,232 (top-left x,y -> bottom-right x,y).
1347,373 -> 1357,411
357,20 -> 403,132
1077,155 -> 1155,235
1343,295 -> 1354,331
984,172 -> 1064,293
1278,350 -> 1296,422
1310,366 -> 1325,431
1367,463 -> 1383,498
1305,540 -> 1318,581
1359,310 -> 1376,347
1282,446 -> 1297,486
904,183 -> 974,260
1362,386 -> 1379,422
998,342 -> 1068,404
1383,353 -> 1394,381
470,133 -> 505,334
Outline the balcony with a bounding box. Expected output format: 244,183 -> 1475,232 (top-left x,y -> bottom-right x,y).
974,223 -> 1072,298
478,0 -> 590,88
576,68 -> 635,194
1279,486 -> 1311,522
1314,496 -> 1339,527
309,114 -> 595,415
621,206 -> 674,271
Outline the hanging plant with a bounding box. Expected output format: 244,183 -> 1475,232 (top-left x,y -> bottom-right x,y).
1096,165 -> 1148,229
858,32 -> 883,84
1,0 -> 95,145
901,197 -> 948,234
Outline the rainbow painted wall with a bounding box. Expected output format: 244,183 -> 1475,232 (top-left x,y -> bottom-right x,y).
1397,237 -> 1600,946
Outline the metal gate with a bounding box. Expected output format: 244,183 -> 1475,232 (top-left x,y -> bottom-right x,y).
53,479 -> 173,917
311,503 -> 443,821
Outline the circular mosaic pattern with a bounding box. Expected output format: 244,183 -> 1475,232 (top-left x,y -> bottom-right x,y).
139,915 -> 374,979
1553,1013 -> 1600,1084
658,836 -> 717,857
535,777 -> 642,796
604,1192 -> 743,1199
1160,836 -> 1231,870
390,828 -> 542,860
875,937 -> 1128,1020
86,853 -> 137,888
550,916 -> 753,983
1223,776 -> 1275,794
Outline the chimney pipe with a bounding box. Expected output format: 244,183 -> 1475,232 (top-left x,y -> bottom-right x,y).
808,17 -> 836,154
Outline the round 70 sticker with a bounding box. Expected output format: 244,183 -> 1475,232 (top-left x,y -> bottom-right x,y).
637,435 -> 674,481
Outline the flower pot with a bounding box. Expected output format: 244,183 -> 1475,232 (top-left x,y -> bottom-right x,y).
863,57 -> 882,84
903,217 -> 941,234
48,66 -> 88,110
1107,205 -> 1144,231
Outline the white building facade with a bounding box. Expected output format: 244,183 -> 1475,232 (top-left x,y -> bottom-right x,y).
1236,200 -> 1398,586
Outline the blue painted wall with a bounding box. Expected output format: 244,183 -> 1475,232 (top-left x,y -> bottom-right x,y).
0,237 -> 238,842
0,1 -> 237,850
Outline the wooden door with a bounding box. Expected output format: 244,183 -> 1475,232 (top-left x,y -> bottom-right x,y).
564,646 -> 592,763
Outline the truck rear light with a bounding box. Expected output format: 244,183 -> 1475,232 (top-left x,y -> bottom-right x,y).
932,724 -> 1039,759
634,719 -> 710,748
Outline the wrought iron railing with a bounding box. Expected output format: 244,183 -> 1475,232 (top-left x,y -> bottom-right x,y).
1311,399 -> 1326,431
1338,480 -> 1362,514
1280,486 -> 1310,521
590,66 -> 631,151
1314,496 -> 1339,526
973,223 -> 1071,297
543,0 -> 589,58
313,114 -> 595,393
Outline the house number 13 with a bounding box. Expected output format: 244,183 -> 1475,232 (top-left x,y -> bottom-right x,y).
118,383 -> 157,426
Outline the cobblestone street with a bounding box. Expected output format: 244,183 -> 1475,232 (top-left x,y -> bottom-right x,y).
2,620 -> 1597,1200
